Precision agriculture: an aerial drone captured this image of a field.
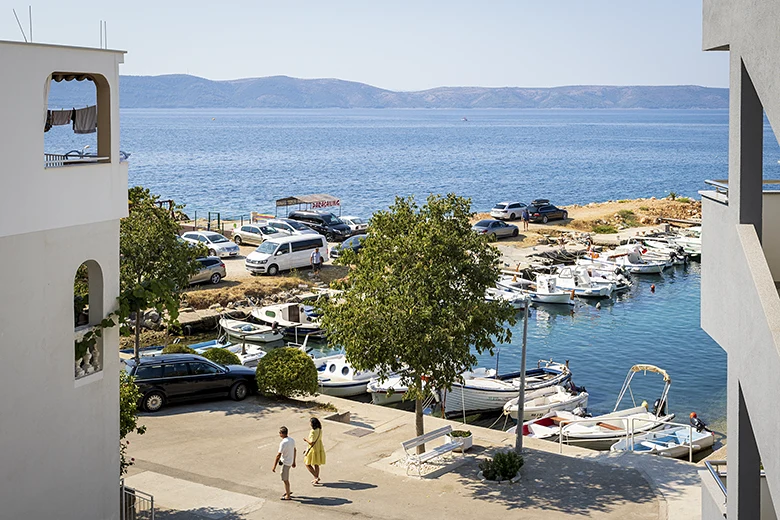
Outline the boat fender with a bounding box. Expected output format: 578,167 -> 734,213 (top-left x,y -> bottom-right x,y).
650,284 -> 656,293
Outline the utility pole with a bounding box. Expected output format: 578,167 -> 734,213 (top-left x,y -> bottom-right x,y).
515,302 -> 529,454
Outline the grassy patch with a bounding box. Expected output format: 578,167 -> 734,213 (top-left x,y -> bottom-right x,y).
592,224 -> 618,234
639,206 -> 649,211
676,197 -> 692,203
618,199 -> 631,203
616,209 -> 639,227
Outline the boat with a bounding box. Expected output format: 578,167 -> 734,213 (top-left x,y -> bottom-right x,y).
610,424 -> 715,459
218,318 -> 284,343
485,287 -> 529,309
317,355 -> 380,397
521,364 -> 674,450
626,238 -> 688,265
502,384 -> 589,421
443,361 -> 572,417
553,265 -> 615,298
577,246 -> 668,274
497,274 -> 575,306
367,374 -> 409,405
191,339 -> 267,368
251,302 -> 323,338
579,265 -> 633,292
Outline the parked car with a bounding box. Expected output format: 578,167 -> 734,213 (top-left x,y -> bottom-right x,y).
287,210 -> 352,241
340,215 -> 369,234
245,234 -> 329,276
189,256 -> 226,285
123,354 -> 258,412
232,224 -> 289,246
330,234 -> 367,259
527,204 -> 568,224
265,218 -> 320,237
490,201 -> 527,220
472,219 -> 520,239
180,231 -> 240,258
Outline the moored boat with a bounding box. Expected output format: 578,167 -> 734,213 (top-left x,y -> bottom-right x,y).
317,355 -> 380,397
251,302 -> 323,337
610,424 -> 714,459
553,265 -> 614,298
503,384 -> 589,421
218,318 -> 284,343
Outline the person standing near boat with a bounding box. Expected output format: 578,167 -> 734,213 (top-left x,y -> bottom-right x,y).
302,417 -> 326,484
521,208 -> 530,231
272,426 -> 296,501
310,247 -> 323,275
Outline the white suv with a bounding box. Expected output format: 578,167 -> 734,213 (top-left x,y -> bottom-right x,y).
490,201 -> 527,220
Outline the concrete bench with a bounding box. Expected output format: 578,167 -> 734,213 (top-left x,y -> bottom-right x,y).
401,425 -> 463,477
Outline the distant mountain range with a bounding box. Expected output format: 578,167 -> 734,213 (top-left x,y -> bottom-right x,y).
47,74 -> 729,109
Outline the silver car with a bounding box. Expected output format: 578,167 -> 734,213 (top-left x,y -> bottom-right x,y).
180,231 -> 240,258
232,224 -> 289,246
265,218 -> 320,236
472,219 -> 520,239
189,257 -> 226,285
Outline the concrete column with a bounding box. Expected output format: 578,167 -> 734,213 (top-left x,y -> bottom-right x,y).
729,53 -> 764,241
727,370 -> 762,519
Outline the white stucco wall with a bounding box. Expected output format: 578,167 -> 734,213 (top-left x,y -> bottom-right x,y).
0,41 -> 125,520
762,192 -> 780,281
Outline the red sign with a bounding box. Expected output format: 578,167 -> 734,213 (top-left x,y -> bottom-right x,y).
311,200 -> 340,209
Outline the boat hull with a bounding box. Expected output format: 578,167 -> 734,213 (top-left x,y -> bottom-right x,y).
610,427 -> 715,458
318,380 -> 370,397
505,390 -> 589,421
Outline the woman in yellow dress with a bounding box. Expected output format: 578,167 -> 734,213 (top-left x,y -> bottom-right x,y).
303,417 -> 326,484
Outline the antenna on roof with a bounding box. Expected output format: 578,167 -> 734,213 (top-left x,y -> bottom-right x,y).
28,5 -> 32,42
99,20 -> 107,48
12,8 -> 28,42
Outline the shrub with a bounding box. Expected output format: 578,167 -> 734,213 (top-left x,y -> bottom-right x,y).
255,347 -> 318,398
120,371 -> 146,475
591,224 -> 617,234
616,209 -> 635,218
450,430 -> 472,438
639,206 -> 650,211
161,344 -> 196,354
677,197 -> 692,203
618,199 -> 631,203
668,191 -> 678,201
201,348 -> 241,366
479,450 -> 524,481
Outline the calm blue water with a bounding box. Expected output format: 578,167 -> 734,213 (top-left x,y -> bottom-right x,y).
45,108 -> 761,430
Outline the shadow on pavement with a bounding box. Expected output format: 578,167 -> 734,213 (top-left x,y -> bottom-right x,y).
154,506 -> 244,519
291,495 -> 352,506
319,480 -> 377,491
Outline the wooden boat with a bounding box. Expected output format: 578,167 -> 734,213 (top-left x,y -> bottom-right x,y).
443,361 -> 572,417
251,302 -> 323,337
218,318 -> 283,343
610,425 -> 715,459
503,384 -> 589,421
317,355 -> 380,397
521,364 -> 675,450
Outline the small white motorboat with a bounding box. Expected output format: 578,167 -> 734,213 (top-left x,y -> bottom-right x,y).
521,364 -> 674,450
503,384 -> 589,421
485,287 -> 529,309
190,339 -> 267,368
610,425 -> 715,459
497,274 -> 575,306
367,375 -> 409,405
553,265 -> 614,298
577,246 -> 668,274
443,361 -> 572,417
252,302 -> 323,337
317,355 -> 380,397
219,318 -> 284,343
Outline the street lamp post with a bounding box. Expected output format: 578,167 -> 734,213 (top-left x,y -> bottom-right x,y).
515,302 -> 529,454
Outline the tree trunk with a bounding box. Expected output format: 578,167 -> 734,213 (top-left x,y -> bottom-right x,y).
134,312 -> 142,362
415,397 -> 425,454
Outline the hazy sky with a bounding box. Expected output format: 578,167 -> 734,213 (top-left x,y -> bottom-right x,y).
2,1 -> 728,91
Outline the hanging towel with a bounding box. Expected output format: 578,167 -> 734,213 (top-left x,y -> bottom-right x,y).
44,110 -> 52,132
50,109 -> 74,126
73,105 -> 97,134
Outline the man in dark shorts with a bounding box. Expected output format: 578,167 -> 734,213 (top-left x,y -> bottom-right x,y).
310,247 -> 323,275
521,208 -> 530,231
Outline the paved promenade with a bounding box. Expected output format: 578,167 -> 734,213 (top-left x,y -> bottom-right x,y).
123,393 -> 705,520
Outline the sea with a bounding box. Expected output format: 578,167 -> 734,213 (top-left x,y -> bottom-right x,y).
48,108 -> 780,435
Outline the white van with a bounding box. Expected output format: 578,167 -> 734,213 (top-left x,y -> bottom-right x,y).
245,234 -> 328,275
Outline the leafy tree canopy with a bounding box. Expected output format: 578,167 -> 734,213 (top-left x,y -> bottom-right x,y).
201,348 -> 241,366
120,371 -> 146,475
255,347 -> 318,398
320,194 -> 516,421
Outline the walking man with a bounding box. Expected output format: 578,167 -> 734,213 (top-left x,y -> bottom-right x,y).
272,426 -> 296,501
521,208 -> 530,231
310,247 -> 323,275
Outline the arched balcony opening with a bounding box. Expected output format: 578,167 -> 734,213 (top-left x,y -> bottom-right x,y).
74,259 -> 104,379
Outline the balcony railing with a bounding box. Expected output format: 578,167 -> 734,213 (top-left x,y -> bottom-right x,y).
44,153 -> 109,169
120,479 -> 155,520
74,325 -> 102,380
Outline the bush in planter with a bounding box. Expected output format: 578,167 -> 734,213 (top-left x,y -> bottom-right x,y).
450,430 -> 472,438
479,450 -> 524,481
201,348 -> 241,366
161,344 -> 196,354
255,347 -> 318,398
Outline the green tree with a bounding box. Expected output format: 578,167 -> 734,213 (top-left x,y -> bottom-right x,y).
201,348 -> 241,366
255,347 -> 319,398
319,194 -> 516,452
120,371 -> 146,475
120,187 -> 205,360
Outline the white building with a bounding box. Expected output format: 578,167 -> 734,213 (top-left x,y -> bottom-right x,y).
0,41 -> 127,519
700,1 -> 780,518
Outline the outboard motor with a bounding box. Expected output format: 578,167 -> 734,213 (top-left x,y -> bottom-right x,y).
572,406 -> 590,418
690,412 -> 710,432
652,398 -> 667,417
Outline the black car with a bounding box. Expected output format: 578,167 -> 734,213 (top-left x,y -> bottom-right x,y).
330,234 -> 367,258
527,204 -> 568,223
287,210 -> 352,241
124,354 -> 258,412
